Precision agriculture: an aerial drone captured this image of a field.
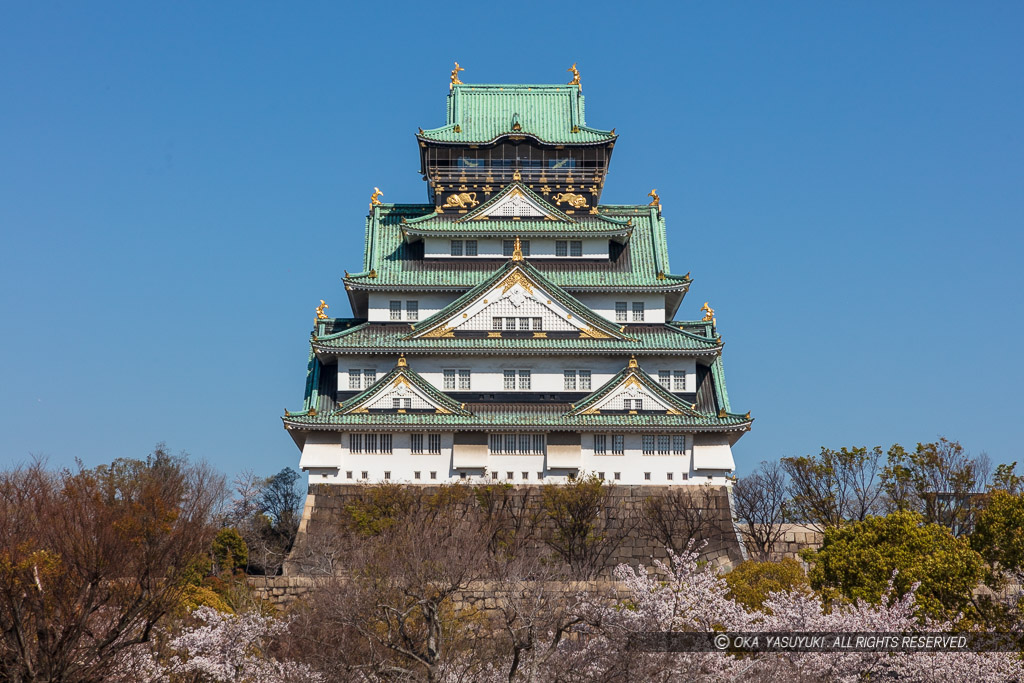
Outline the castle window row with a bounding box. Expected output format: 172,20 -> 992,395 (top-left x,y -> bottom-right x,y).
389,300 -> 419,321
344,368 -> 689,393
449,239 -> 478,256
503,370 -> 531,390
349,433 -> 394,454
614,301 -> 645,322
488,433 -> 547,455
493,317 -> 543,331
348,369 -> 377,390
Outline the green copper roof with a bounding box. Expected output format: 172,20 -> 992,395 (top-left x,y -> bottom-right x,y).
403,219 -> 631,239
418,84 -> 616,145
411,258 -> 628,341
312,322 -> 721,355
283,405 -> 751,431
347,204 -> 690,291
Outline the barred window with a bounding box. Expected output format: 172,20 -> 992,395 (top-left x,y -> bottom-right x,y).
443,369 -> 456,390
579,370 -> 591,391
657,435 -> 671,455
632,302 -> 645,322
555,240 -> 567,257
384,471 -> 391,480
615,302 -> 627,322
625,399 -> 643,411
594,434 -> 607,454
532,317 -> 542,330
505,317 -> 516,330
614,472 -> 621,481
564,370 -> 577,390
570,240 -> 582,257
450,240 -> 463,256
642,435 -> 655,455
645,472 -> 651,481
393,398 -> 411,410
667,472 -> 674,481
350,433 -> 392,454
406,300 -> 418,321
458,369 -> 471,390
674,370 -> 686,391
430,471 -> 437,480
672,435 -> 686,454
519,317 -> 530,331
414,471 -> 421,479
411,433 -> 423,454
504,370 -> 516,390
390,301 -> 402,320
521,240 -> 530,256
518,370 -> 531,390
612,434 -> 624,455
363,369 -> 376,386
493,317 -> 502,330
361,470 -> 368,479
465,240 -> 478,256
658,371 -> 671,389
428,434 -> 441,454
488,433 -> 546,454
348,369 -> 362,390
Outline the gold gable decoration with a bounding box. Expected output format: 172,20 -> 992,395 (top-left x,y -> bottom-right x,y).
500,268 -> 534,294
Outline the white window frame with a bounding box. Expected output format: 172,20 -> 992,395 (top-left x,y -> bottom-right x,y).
632,301 -> 645,322
615,302 -> 627,322
674,370 -> 686,391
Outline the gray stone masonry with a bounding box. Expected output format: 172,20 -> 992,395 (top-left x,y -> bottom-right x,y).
282,483 -> 746,578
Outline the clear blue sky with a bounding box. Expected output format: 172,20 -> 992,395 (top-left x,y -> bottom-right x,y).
2,2 -> 1021,480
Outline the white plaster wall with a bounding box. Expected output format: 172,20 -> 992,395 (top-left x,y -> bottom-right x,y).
366,292 -> 666,325
367,292 -> 457,323
300,430 -> 734,486
574,293 -> 667,325
336,356 -> 698,394
424,237 -> 609,259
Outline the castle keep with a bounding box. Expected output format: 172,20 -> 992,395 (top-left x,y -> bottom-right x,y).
283,65 -> 752,487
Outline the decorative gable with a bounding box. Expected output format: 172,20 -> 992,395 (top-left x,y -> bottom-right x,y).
569,357 -> 703,416
411,261 -> 628,340
340,357 -> 469,416
472,186 -> 552,219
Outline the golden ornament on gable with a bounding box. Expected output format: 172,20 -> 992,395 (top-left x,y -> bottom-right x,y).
443,192 -> 479,209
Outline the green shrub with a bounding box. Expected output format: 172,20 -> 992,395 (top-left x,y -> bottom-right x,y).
725,558 -> 809,610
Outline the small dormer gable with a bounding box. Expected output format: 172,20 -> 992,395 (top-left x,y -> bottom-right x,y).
569,357 -> 704,416
410,258 -> 628,340
340,356 -> 469,415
